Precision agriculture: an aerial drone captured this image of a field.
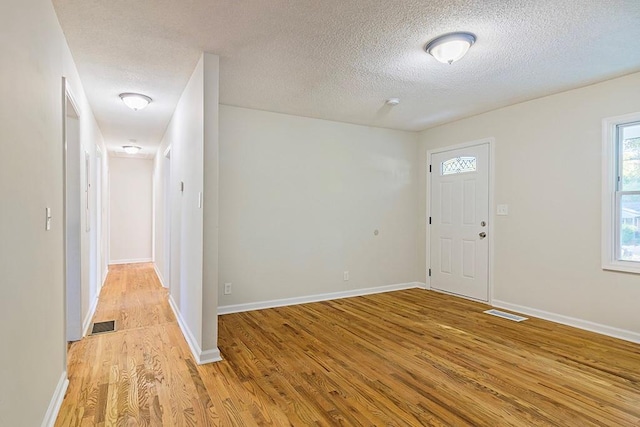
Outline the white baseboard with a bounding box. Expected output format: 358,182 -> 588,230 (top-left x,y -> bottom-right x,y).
81,295 -> 99,337
108,258 -> 152,265
199,348 -> 223,364
493,299 -> 640,344
153,263 -> 168,288
102,268 -> 108,287
168,295 -> 222,364
218,282 -> 427,315
41,371 -> 69,427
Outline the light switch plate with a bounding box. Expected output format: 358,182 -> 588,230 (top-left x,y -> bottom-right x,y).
497,204 -> 509,216
45,207 -> 52,231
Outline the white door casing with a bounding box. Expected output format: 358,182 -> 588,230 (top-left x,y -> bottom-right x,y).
64,81 -> 83,341
429,142 -> 490,301
164,146 -> 171,289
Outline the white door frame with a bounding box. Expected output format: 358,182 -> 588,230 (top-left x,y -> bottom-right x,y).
163,145 -> 171,289
96,144 -> 103,292
63,78 -> 83,342
426,137 -> 495,304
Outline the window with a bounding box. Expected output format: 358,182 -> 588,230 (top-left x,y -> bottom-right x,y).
441,156 -> 476,175
602,112 -> 640,273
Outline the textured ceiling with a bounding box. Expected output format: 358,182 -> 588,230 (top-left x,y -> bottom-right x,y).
52,0 -> 640,154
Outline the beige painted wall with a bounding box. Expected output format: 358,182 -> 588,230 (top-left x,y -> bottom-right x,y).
0,0 -> 104,424
218,106 -> 421,306
167,54 -> 204,348
98,148 -> 109,287
419,72 -> 640,334
201,53 -> 220,351
109,157 -> 154,263
153,148 -> 170,287
153,53 -> 220,360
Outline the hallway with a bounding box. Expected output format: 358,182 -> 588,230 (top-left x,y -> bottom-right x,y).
56,264 -> 206,425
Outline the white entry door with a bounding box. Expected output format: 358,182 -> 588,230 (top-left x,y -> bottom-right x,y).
430,143 -> 489,301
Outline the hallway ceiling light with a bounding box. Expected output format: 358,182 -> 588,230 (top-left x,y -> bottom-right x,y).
424,32 -> 476,64
119,92 -> 152,110
123,145 -> 141,154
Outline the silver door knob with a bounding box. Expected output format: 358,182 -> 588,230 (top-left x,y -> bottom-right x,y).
479,232 -> 487,239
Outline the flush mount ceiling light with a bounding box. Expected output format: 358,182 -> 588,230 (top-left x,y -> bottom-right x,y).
386,98 -> 400,106
119,92 -> 152,111
424,32 -> 476,64
122,145 -> 142,154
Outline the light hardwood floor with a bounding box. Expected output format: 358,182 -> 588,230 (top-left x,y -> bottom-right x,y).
56,263 -> 640,426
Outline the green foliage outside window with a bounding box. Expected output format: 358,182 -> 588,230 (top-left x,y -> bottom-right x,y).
621,223 -> 640,246
622,137 -> 640,191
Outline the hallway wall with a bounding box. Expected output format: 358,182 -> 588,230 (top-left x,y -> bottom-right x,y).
0,0 -> 105,425
109,156 -> 154,264
153,148 -> 170,287
153,53 -> 221,364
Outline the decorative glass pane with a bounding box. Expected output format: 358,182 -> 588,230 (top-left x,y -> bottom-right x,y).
620,123 -> 640,191
619,194 -> 640,261
441,156 -> 477,176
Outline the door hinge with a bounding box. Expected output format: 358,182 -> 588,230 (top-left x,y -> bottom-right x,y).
429,217 -> 431,225
429,164 -> 432,173
428,268 -> 431,277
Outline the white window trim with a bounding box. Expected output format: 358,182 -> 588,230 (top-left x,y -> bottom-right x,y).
602,111 -> 640,274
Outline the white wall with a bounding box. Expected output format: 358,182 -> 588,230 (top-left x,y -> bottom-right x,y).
98,148 -> 109,287
0,0 -> 104,424
419,72 -> 640,336
65,108 -> 83,341
65,91 -> 106,341
153,53 -> 220,363
88,145 -> 107,322
202,54 -> 220,352
153,148 -> 170,286
109,157 -> 153,263
218,106 -> 421,307
80,135 -> 100,337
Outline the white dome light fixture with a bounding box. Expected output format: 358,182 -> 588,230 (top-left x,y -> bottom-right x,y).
425,32 -> 476,64
122,145 -> 142,154
119,92 -> 152,111
386,98 -> 400,106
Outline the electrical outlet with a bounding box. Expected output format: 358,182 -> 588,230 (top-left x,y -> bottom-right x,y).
343,271 -> 349,281
224,283 -> 232,295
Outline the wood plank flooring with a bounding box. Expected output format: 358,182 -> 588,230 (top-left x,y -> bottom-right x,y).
56,263 -> 640,426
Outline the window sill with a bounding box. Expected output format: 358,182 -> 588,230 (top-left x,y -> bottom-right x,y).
602,261 -> 640,275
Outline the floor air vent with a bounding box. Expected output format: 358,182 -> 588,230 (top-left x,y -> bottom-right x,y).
484,309 -> 528,322
91,320 -> 116,335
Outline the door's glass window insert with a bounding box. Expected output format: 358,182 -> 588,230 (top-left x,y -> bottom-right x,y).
441,156 -> 477,175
